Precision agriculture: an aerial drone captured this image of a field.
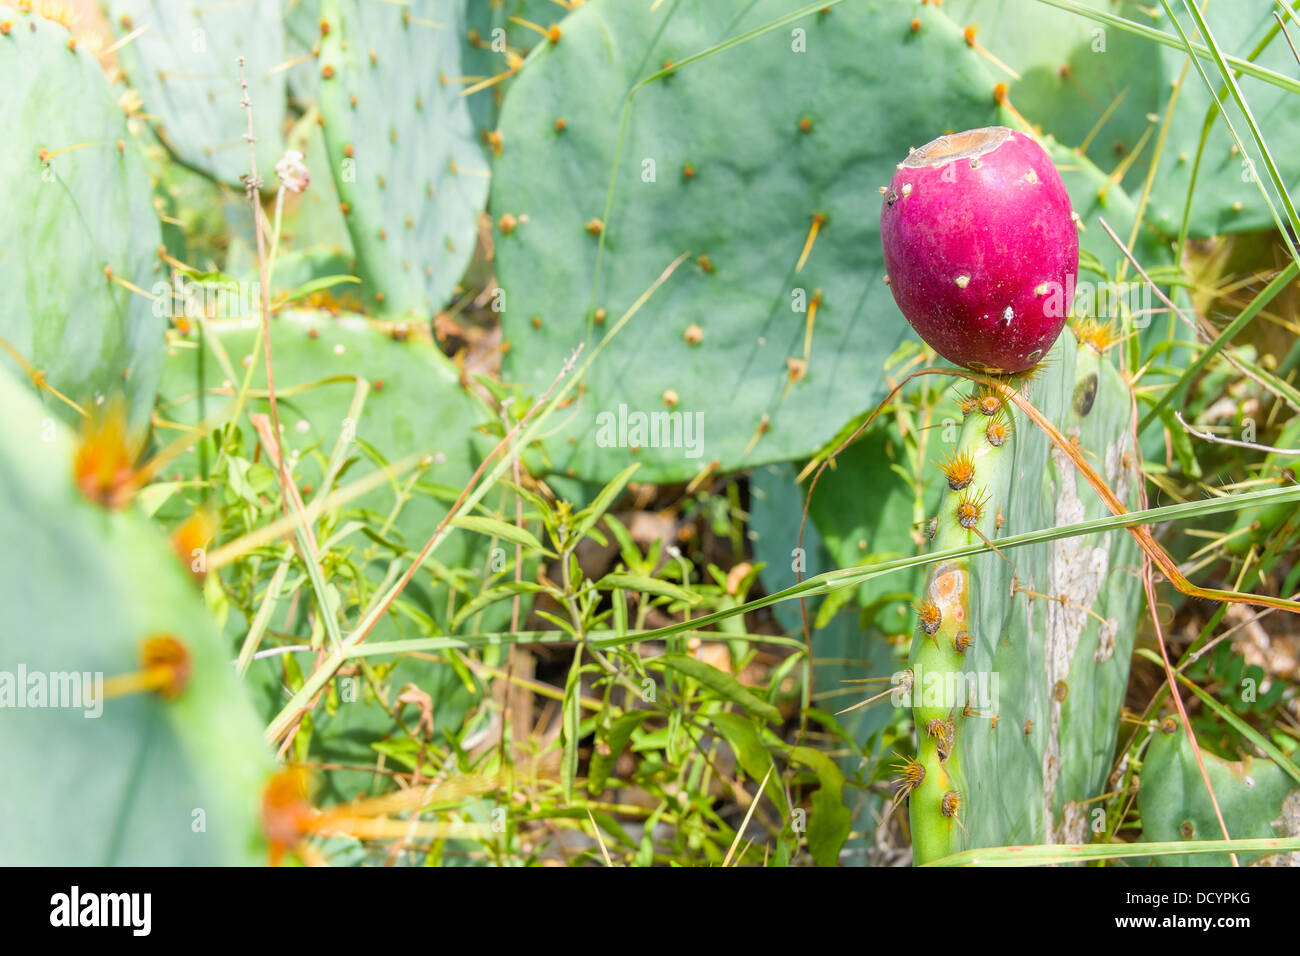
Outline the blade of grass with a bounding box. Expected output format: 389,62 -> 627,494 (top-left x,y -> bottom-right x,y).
1138,262 -> 1299,431
596,483 -> 1300,647
1165,0 -> 1300,264
235,545 -> 295,675
926,835 -> 1300,866
723,764 -> 774,867
1035,0 -> 1300,95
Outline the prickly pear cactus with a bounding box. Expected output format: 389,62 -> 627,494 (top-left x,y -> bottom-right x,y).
316,0 -> 489,317
1,9 -> 166,432
493,0 -> 1008,483
0,370 -> 273,865
1140,724 -> 1300,866
109,0 -> 286,187
903,329 -> 1143,862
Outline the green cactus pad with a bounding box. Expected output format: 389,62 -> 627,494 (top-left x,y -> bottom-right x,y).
948,2 -> 1300,238
1,10 -> 166,432
942,1 -> 1161,179
109,0 -> 287,187
316,0 -> 489,317
907,331 -> 1143,862
0,371 -> 273,865
493,0 -> 1007,483
1140,726 -> 1300,866
157,311 -> 496,627
462,0 -> 564,132
1143,2 -> 1300,238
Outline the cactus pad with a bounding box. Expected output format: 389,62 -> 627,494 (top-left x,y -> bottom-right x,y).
0,371 -> 273,865
110,0 -> 286,187
1,9 -> 166,432
905,330 -> 1143,862
1140,725 -> 1300,866
492,0 -> 1007,483
157,311 -> 495,626
316,0 -> 489,317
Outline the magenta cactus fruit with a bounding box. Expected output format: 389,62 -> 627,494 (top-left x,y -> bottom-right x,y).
879,126 -> 1079,374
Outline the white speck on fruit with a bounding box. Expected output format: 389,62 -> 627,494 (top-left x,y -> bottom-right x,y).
1035,282 -> 1049,296
1026,348 -> 1043,363
955,274 -> 971,289
969,158 -> 981,169
1003,306 -> 1014,325
883,274 -> 891,285
878,185 -> 888,194
1025,168 -> 1039,184
901,183 -> 913,197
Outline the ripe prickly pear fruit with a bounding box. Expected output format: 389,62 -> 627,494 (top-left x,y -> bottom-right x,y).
880,126 -> 1078,374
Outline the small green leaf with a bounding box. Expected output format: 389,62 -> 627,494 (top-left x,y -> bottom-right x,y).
601,514 -> 645,571
653,654 -> 780,723
573,463 -> 640,543
179,268 -> 243,285
589,710 -> 654,795
277,273 -> 361,306
706,712 -> 788,817
451,514 -> 553,556
596,573 -> 700,605
788,746 -> 851,867
812,584 -> 855,629
450,581 -> 547,632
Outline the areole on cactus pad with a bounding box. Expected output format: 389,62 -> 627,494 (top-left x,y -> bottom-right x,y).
880,126 -> 1079,374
